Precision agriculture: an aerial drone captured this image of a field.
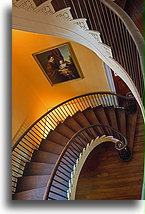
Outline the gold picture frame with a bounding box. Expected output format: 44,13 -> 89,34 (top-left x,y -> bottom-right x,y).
32,42 -> 84,86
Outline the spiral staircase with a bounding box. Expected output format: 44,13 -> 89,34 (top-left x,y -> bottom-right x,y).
12,92 -> 143,200
12,0 -> 144,200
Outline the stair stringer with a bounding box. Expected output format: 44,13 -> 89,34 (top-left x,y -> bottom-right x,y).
12,0 -> 143,117
67,135 -> 118,200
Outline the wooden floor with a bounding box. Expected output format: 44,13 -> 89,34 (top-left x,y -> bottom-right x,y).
75,110 -> 144,200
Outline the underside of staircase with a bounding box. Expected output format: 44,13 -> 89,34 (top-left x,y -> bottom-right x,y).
12,104 -> 143,200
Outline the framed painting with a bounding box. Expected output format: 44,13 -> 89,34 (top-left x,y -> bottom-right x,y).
32,42 -> 84,86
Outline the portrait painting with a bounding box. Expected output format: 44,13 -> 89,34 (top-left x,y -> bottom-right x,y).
32,43 -> 84,86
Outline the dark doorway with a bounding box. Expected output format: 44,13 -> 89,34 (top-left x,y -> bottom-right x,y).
111,70 -> 131,96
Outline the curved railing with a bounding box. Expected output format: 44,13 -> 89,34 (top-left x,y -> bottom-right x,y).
50,0 -> 143,100
100,0 -> 143,71
43,124 -> 128,200
12,91 -> 135,193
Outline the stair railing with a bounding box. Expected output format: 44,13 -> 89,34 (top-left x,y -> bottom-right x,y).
51,0 -> 144,100
43,123 -> 129,200
12,92 -> 136,193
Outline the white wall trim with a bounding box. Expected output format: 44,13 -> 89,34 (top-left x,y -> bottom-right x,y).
103,63 -> 116,93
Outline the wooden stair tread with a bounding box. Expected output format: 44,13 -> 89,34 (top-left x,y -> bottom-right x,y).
12,187 -> 46,200
31,150 -> 59,164
83,108 -> 99,124
40,139 -> 64,154
73,110 -> 90,127
63,115 -> 82,132
126,110 -> 138,151
93,106 -> 111,136
46,130 -> 69,146
73,111 -> 97,139
104,106 -> 118,130
83,107 -> 104,136
14,181 -> 68,200
115,108 -> 126,137
93,106 -> 110,125
55,123 -> 75,138
63,115 -> 93,142
16,175 -> 50,193
24,162 -> 54,176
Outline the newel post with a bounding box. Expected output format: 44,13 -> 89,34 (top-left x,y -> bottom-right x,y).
115,141 -> 131,161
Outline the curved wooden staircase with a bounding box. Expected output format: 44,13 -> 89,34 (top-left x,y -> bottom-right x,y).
12,0 -> 144,200
12,96 -> 141,200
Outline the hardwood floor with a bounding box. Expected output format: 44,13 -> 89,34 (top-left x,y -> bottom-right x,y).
75,110 -> 144,200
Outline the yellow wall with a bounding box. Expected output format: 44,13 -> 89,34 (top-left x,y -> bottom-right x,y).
12,30 -> 110,140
